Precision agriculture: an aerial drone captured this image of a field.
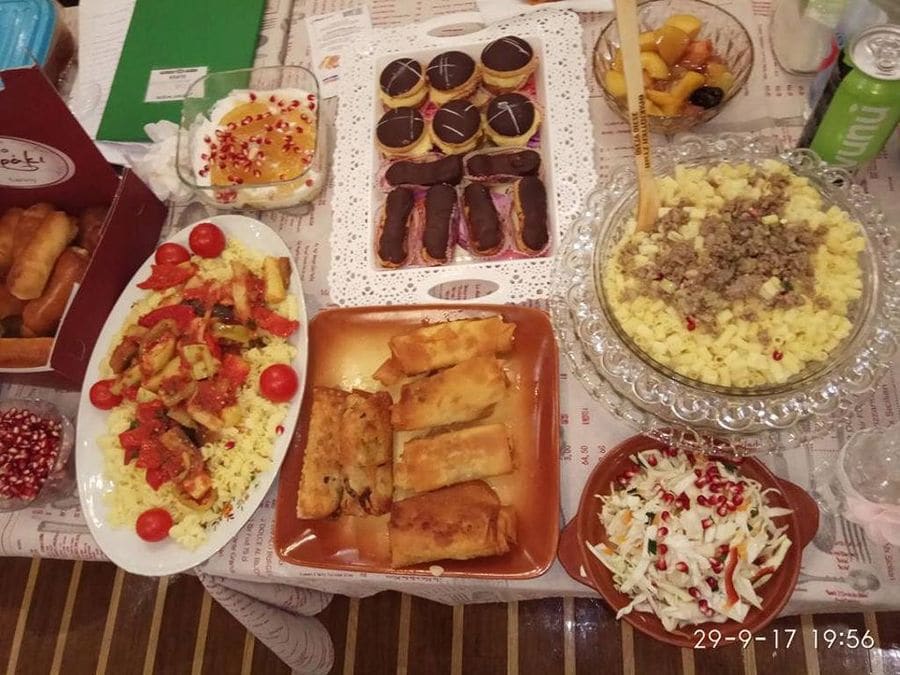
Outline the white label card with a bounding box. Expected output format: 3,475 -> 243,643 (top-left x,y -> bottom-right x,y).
306,6 -> 372,99
144,66 -> 208,103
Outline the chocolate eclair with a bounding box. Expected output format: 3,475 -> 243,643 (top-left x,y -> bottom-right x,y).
376,107 -> 430,158
379,57 -> 427,108
465,149 -> 541,180
422,184 -> 458,265
427,51 -> 482,105
385,155 -> 463,187
484,93 -> 541,147
430,100 -> 482,155
378,187 -> 415,267
462,183 -> 503,256
480,36 -> 537,93
511,176 -> 549,255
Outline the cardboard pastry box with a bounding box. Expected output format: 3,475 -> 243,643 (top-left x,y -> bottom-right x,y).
0,67 -> 166,386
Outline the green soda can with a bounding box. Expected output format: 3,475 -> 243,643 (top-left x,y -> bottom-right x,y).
798,24 -> 900,169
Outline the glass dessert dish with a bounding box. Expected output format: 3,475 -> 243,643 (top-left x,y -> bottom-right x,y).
593,0 -> 753,135
0,399 -> 74,511
551,133 -> 899,455
176,65 -> 327,211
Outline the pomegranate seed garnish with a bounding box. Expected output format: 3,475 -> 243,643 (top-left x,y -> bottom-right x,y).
249,92 -> 257,101
647,455 -> 658,467
676,492 -> 690,509
307,93 -> 315,101
716,505 -> 728,517
658,543 -> 668,555
616,475 -> 628,486
662,492 -> 675,504
685,451 -> 696,465
715,494 -> 727,505
656,559 -> 667,571
225,440 -> 235,449
694,468 -> 703,478
676,562 -> 689,573
309,101 -> 316,110
657,527 -> 668,537
697,494 -> 708,506
686,316 -> 697,331
269,95 -> 277,102
698,598 -> 709,610
717,544 -> 730,556
709,483 -> 722,493
701,517 -> 713,529
661,511 -> 671,522
733,495 -> 744,506
663,446 -> 678,457
709,559 -> 723,573
276,425 -> 285,435
305,178 -> 314,187
772,350 -> 784,361
688,586 -> 701,598
694,478 -> 707,489
706,577 -> 718,590
0,408 -> 62,501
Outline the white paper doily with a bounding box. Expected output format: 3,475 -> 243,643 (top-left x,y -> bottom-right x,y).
329,9 -> 596,306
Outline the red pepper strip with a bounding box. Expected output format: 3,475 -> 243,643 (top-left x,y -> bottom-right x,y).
724,547 -> 740,607
137,263 -> 196,290
750,566 -> 775,583
139,304 -> 196,331
221,353 -> 250,386
204,333 -> 222,361
145,467 -> 167,491
251,306 -> 299,338
122,385 -> 140,402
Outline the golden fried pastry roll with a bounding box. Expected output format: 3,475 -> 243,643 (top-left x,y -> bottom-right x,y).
0,207 -> 23,274
297,387 -> 348,519
0,285 -> 24,320
389,316 -> 515,376
395,423 -> 513,494
391,355 -> 507,430
373,356 -> 406,386
339,390 -> 393,516
389,480 -> 516,567
12,203 -> 53,256
0,337 -> 53,368
7,211 -> 77,300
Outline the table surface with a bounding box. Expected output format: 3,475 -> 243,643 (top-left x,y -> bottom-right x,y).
2,0 -> 899,616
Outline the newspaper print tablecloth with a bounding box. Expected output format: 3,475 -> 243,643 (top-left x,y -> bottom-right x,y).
2,1 -> 899,668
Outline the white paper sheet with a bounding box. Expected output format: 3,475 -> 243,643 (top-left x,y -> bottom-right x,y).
476,0 -> 612,24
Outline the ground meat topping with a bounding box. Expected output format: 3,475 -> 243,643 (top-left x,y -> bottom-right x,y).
617,173 -> 824,328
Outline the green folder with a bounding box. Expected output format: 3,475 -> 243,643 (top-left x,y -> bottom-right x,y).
97,0 -> 265,142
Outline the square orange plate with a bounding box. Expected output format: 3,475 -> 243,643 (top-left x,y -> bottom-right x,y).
273,304 -> 560,578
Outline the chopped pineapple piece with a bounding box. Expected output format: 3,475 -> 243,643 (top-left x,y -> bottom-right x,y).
181,343 -> 220,381
604,70 -> 628,98
665,14 -> 703,39
645,89 -> 682,116
639,30 -> 658,51
263,256 -> 291,304
670,71 -> 707,102
706,63 -> 736,91
655,25 -> 691,66
640,52 -> 670,79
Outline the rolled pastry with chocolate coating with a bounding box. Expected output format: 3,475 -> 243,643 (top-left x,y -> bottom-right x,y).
421,184 -> 457,265
377,188 -> 415,268
465,149 -> 541,181
462,183 -> 503,256
385,155 -> 463,188
7,211 -> 77,300
511,175 -> 549,255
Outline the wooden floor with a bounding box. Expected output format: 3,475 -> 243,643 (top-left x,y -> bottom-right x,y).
0,557 -> 897,674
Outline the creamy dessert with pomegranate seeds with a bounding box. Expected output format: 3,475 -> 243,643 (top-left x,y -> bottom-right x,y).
603,160 -> 865,388
192,88 -> 323,209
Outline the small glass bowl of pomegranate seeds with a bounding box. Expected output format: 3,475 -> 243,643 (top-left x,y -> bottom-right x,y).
0,400 -> 74,511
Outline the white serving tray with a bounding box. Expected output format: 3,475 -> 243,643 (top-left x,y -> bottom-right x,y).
329,9 -> 596,305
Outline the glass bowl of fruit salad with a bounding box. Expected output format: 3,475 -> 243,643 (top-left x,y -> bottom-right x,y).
175,65 -> 327,211
593,0 -> 753,134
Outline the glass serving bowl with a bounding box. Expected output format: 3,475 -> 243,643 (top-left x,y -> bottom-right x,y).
593,0 -> 753,135
0,399 -> 75,511
551,133 -> 899,455
175,65 -> 328,211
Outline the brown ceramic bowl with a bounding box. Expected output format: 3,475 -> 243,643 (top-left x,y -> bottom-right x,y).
557,434 -> 818,648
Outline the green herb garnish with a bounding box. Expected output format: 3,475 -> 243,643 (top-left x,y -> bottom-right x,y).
648,540 -> 657,555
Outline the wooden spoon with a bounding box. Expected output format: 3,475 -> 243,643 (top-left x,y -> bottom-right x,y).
614,0 -> 659,232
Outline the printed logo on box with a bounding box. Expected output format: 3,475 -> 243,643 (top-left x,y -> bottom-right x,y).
0,136 -> 75,188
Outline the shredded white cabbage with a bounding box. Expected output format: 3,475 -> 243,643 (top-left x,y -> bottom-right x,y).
587,447 -> 792,632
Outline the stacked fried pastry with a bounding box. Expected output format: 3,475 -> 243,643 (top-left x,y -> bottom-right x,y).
296,315 -> 520,567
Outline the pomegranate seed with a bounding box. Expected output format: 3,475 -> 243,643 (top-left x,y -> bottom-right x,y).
726,501 -> 736,512
249,92 -> 257,101
661,511 -> 671,522
697,494 -> 708,506
676,562 -> 689,573
709,483 -> 722,493
307,93 -> 315,101
663,446 -> 678,457
657,527 -> 669,537
694,478 -> 708,489
647,455 -> 658,467
772,350 -> 784,361
706,577 -> 718,590
225,440 -> 235,450
662,492 -> 675,504
305,178 -> 315,187
715,494 -> 727,505
0,408 -> 62,501
709,559 -> 723,573
701,517 -> 713,529
276,425 -> 285,435
685,451 -> 696,465
706,465 -> 719,476
694,468 -> 702,477
733,495 -> 744,506
686,316 -> 697,331
735,483 -> 745,494
688,587 -> 701,599
617,475 -> 629,486
698,598 -> 709,610
656,558 -> 667,571
676,492 -> 690,509
717,544 -> 730,556
716,505 -> 729,517
658,543 -> 668,555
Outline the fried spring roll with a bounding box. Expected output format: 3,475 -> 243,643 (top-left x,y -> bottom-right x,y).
387,316 -> 515,376
297,387 -> 348,519
339,390 -> 393,516
391,355 -> 507,430
389,480 -> 516,567
395,423 -> 513,494
8,211 -> 77,300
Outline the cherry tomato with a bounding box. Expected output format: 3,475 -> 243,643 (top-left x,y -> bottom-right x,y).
189,222 -> 226,258
259,364 -> 298,402
154,242 -> 191,265
90,379 -> 122,410
135,507 -> 173,542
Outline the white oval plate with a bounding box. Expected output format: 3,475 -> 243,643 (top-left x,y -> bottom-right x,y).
75,215 -> 308,576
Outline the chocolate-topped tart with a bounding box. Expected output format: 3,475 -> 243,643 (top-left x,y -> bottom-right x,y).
512,175 -> 549,255
426,51 -> 482,105
385,155 -> 463,188
480,36 -> 537,93
422,184 -> 457,265
376,107 -> 430,158
462,183 -> 504,256
379,58 -> 427,108
466,149 -> 541,181
430,100 -> 482,155
485,93 -> 541,147
378,187 -> 415,267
